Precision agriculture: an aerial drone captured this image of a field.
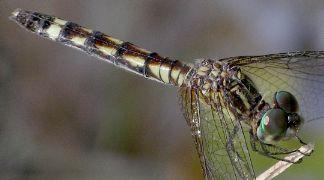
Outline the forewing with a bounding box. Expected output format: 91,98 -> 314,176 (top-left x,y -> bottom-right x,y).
223,51 -> 324,122
179,87 -> 255,180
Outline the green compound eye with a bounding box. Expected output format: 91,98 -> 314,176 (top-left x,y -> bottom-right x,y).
257,108 -> 288,143
274,91 -> 298,113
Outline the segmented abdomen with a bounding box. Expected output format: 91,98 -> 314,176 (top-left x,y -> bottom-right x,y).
11,9 -> 191,87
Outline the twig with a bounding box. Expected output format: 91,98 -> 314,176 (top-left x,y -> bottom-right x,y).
256,143 -> 314,180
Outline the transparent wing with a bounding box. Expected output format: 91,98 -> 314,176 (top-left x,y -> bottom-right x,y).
222,51 -> 324,123
179,87 -> 255,180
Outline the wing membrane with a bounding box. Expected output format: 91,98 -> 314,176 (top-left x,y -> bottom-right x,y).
222,51 -> 324,122
179,51 -> 324,179
179,87 -> 255,179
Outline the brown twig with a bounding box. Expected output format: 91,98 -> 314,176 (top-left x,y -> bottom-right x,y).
256,143 -> 314,180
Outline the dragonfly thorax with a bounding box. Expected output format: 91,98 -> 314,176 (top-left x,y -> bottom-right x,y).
186,59 -> 263,117
186,59 -> 241,92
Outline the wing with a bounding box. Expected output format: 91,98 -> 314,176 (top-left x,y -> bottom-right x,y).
179,87 -> 255,180
222,51 -> 324,123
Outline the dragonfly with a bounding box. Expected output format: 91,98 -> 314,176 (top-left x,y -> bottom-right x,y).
10,9 -> 324,179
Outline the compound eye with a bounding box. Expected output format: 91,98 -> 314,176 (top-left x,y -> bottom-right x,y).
257,108 -> 288,143
274,91 -> 299,113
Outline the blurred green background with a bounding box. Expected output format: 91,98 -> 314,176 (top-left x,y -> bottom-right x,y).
0,0 -> 324,179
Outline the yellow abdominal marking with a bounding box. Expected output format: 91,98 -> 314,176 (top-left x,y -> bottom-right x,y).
107,36 -> 123,44
159,64 -> 171,83
148,64 -> 160,78
123,55 -> 146,67
97,45 -> 118,56
170,68 -> 181,82
46,24 -> 63,39
71,36 -> 87,46
177,73 -> 185,86
54,18 -> 67,25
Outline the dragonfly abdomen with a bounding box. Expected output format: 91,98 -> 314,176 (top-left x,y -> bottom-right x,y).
11,9 -> 191,87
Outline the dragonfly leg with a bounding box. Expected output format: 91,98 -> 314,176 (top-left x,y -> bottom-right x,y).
296,136 -> 307,145
249,131 -> 303,164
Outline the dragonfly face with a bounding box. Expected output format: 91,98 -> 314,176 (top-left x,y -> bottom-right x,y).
11,9 -> 322,180
257,91 -> 303,144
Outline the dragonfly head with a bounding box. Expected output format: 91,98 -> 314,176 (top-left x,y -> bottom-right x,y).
257,91 -> 303,144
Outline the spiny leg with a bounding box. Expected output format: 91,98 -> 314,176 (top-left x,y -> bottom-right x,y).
249,131 -> 304,164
